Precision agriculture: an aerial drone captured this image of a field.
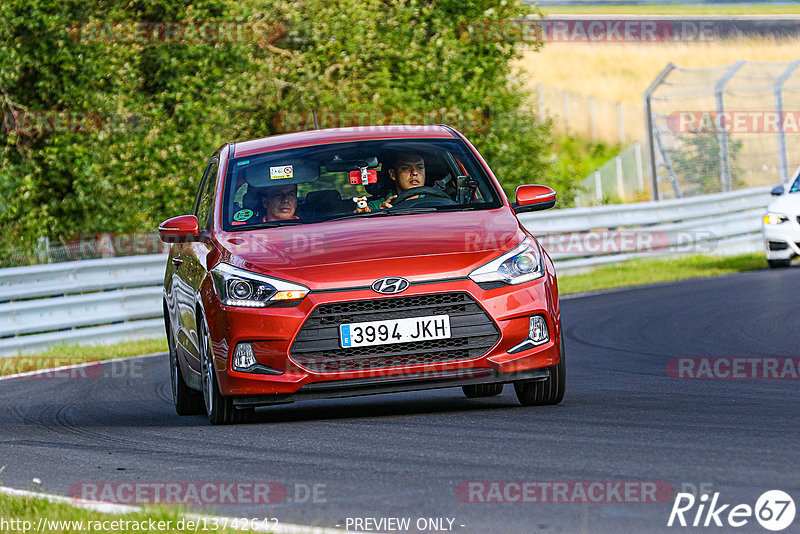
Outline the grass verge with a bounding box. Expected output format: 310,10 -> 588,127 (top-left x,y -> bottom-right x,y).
0,338 -> 166,377
559,253 -> 768,295
0,493 -> 248,533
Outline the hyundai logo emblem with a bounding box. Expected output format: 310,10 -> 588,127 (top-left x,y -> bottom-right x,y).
371,277 -> 410,295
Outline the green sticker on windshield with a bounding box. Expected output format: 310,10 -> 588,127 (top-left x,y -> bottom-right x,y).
233,209 -> 253,222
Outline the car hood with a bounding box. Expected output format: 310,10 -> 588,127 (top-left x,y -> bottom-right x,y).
767,193 -> 800,214
216,209 -> 526,290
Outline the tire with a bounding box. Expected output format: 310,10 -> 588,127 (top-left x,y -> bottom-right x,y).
768,259 -> 791,269
462,383 -> 504,398
199,316 -> 255,425
166,316 -> 204,416
514,333 -> 566,407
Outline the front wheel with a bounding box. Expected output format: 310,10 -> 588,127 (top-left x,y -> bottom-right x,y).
514,333 -> 566,406
199,317 -> 255,425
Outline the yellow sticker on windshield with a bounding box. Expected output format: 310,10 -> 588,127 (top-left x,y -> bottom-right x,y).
270,165 -> 294,180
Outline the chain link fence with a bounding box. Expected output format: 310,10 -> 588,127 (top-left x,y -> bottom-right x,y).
645,59 -> 800,200
535,84 -> 644,145
574,140 -> 651,206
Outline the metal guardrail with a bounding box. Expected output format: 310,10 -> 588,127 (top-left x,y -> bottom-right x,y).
0,255 -> 167,356
0,186 -> 772,356
519,185 -> 771,274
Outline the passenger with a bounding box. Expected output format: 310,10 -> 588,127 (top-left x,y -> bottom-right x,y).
368,153 -> 426,210
261,183 -> 299,222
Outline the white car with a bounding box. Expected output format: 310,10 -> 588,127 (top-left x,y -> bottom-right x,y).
763,166 -> 800,268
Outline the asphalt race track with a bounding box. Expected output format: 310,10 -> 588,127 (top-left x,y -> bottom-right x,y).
1,267 -> 798,533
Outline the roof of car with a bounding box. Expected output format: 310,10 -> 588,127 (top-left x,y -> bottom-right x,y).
233,125 -> 458,159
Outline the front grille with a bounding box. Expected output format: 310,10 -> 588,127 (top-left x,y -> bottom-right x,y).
290,292 -> 500,373
768,240 -> 789,251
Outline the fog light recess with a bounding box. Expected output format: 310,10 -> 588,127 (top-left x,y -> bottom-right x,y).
231,343 -> 284,375
507,315 -> 551,354
233,343 -> 257,371
529,315 -> 550,345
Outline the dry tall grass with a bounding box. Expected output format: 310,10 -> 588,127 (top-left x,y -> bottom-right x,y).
516,37 -> 800,107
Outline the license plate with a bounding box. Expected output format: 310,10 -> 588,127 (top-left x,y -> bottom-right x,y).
340,314 -> 451,348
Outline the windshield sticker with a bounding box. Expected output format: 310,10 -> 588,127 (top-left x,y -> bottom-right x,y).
236,160 -> 250,167
233,209 -> 253,222
270,165 -> 294,180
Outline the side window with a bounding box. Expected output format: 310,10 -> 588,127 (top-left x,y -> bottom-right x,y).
194,159 -> 219,230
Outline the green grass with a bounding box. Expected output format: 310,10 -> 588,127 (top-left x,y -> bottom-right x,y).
541,4 -> 800,15
0,493 -> 252,533
0,338 -> 166,377
558,253 -> 768,295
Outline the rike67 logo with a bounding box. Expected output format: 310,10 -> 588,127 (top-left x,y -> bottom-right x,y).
668,490 -> 795,531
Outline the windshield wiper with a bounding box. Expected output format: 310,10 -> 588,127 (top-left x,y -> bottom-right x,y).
326,207 -> 437,222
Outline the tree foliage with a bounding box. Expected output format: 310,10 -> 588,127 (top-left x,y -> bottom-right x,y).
0,0 -> 571,252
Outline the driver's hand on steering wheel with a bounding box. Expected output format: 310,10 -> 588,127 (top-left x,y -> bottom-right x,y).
380,194 -> 420,209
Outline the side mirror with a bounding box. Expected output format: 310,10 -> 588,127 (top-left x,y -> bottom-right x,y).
771,185 -> 785,196
512,185 -> 557,214
158,215 -> 200,243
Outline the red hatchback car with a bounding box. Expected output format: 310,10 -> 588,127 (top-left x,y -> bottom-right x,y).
159,125 -> 564,424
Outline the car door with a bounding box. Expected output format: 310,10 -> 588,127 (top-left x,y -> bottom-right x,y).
174,157 -> 219,375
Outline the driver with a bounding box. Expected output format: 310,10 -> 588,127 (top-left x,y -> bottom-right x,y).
368,153 -> 426,210
260,183 -> 299,222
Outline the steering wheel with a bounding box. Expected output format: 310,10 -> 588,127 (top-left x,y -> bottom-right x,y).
392,186 -> 452,204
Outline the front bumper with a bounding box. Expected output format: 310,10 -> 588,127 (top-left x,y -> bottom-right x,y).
205,276 -> 561,402
763,219 -> 800,260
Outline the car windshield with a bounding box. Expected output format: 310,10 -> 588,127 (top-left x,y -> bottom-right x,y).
790,168 -> 800,194
221,138 -> 503,230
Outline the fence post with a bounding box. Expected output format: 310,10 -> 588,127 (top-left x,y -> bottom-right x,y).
643,62 -> 676,200
594,171 -> 603,203
537,83 -> 545,122
774,60 -> 800,185
635,142 -> 645,192
615,155 -> 624,200
714,60 -> 745,193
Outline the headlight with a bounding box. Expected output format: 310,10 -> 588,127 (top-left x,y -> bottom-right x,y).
763,212 -> 789,225
469,238 -> 545,285
211,263 -> 309,307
